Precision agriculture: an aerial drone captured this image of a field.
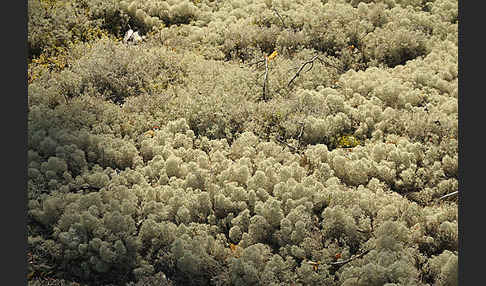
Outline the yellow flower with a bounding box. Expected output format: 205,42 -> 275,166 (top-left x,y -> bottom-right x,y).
267,50 -> 278,61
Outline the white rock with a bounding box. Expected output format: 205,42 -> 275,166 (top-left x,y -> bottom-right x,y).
123,29 -> 134,43
132,31 -> 143,43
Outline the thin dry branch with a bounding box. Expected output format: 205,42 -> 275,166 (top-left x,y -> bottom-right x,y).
247,58 -> 266,68
297,121 -> 305,148
288,55 -> 320,88
263,56 -> 269,100
288,55 -> 345,88
275,137 -> 299,153
248,52 -> 277,100
320,57 -> 344,73
438,191 -> 458,200
330,247 -> 375,267
272,8 -> 287,29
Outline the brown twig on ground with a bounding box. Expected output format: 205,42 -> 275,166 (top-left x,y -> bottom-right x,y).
272,123 -> 305,155
330,247 -> 375,267
288,55 -> 344,88
275,137 -> 298,153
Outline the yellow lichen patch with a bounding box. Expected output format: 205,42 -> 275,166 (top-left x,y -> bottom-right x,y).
28,25 -> 114,84
336,135 -> 360,148
79,27 -> 111,43
28,46 -> 70,83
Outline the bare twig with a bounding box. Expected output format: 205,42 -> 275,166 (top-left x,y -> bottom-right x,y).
288,55 -> 320,88
247,59 -> 266,68
304,61 -> 315,73
272,8 -> 287,29
263,56 -> 269,100
330,247 -> 374,267
297,121 -> 305,148
63,94 -> 70,105
320,58 -> 344,73
438,191 -> 458,200
288,55 -> 345,88
275,137 -> 298,153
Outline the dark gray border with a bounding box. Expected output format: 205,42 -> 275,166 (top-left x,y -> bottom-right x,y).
4,1 -> 27,285
458,1 -> 468,285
